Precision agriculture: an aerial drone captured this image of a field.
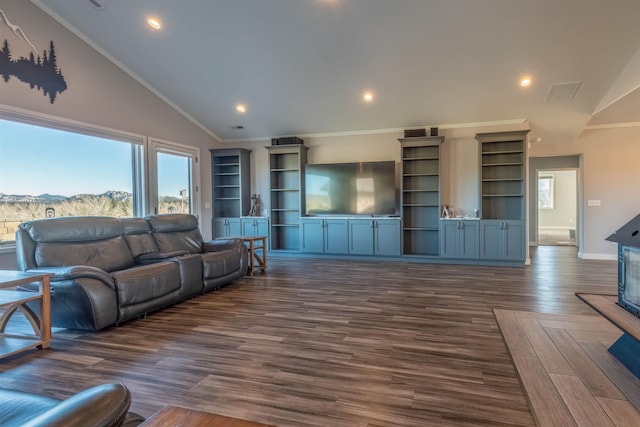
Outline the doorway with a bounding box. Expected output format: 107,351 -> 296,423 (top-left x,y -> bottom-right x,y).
529,155 -> 582,256
537,169 -> 577,246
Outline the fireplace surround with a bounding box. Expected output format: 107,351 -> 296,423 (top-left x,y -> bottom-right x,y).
606,214 -> 640,318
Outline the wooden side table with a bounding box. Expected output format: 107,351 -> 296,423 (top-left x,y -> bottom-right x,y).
140,405 -> 275,426
0,271 -> 52,358
241,236 -> 267,275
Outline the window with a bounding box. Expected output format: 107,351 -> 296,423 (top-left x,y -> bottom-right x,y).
148,138 -> 200,217
538,173 -> 554,209
0,110 -> 145,248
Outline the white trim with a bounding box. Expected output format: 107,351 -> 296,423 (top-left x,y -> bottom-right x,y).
30,0 -> 222,143
584,122 -> 640,130
221,118 -> 529,143
539,226 -> 574,230
0,104 -> 144,144
579,252 -> 617,261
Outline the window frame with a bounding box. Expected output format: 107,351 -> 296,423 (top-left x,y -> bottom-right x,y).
538,172 -> 555,210
147,137 -> 201,219
0,105 -> 150,253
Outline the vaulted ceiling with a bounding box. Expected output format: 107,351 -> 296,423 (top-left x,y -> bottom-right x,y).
34,0 -> 640,143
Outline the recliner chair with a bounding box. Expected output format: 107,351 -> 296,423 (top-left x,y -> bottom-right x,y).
0,383 -> 144,427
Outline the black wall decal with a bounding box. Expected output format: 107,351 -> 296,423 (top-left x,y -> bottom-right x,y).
0,39 -> 67,103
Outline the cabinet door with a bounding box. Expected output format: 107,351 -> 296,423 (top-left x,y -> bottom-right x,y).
502,220 -> 525,261
324,219 -> 349,255
241,218 -> 255,237
349,220 -> 374,255
301,219 -> 325,253
255,218 -> 269,238
459,221 -> 480,259
479,220 -> 502,260
440,221 -> 460,258
227,218 -> 241,237
213,218 -> 228,238
374,220 -> 401,256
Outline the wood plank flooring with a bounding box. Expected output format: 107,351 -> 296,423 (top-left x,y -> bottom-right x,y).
578,294 -> 640,341
495,309 -> 640,427
0,247 -> 620,426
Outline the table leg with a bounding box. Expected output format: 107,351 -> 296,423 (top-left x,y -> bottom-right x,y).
39,275 -> 51,348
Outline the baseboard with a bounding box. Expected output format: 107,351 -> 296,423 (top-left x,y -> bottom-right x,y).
578,252 -> 617,261
539,226 -> 574,230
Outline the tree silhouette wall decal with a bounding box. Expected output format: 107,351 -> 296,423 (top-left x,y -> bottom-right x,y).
0,39 -> 67,103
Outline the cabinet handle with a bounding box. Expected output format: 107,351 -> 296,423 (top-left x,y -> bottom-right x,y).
371,220 -> 374,228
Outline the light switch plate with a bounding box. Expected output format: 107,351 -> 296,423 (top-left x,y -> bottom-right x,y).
587,200 -> 601,206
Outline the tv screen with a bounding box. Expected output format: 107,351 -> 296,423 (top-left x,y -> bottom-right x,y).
305,161 -> 397,216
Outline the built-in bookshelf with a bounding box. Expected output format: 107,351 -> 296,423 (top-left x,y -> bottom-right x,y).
476,131 -> 528,220
266,145 -> 308,251
399,136 -> 444,256
476,130 -> 529,262
210,148 -> 251,237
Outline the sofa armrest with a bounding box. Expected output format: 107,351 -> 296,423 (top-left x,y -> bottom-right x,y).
203,238 -> 244,253
20,383 -> 141,427
26,266 -> 115,289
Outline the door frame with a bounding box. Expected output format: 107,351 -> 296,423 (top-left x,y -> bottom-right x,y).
529,155 -> 583,256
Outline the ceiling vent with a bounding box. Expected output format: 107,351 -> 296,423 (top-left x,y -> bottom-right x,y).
544,81 -> 581,103
88,0 -> 104,9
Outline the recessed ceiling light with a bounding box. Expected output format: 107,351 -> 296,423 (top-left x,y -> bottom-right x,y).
520,78 -> 532,87
147,18 -> 161,29
363,91 -> 374,102
236,104 -> 247,113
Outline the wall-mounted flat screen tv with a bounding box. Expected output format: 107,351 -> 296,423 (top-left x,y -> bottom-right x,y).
305,161 -> 397,216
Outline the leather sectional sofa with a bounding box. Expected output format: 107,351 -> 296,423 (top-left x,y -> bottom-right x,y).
15,214 -> 248,331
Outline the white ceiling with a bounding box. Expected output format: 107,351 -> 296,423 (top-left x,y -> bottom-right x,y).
34,0 -> 640,143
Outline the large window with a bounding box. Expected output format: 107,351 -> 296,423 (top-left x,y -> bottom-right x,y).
0,117 -> 145,247
0,109 -> 200,249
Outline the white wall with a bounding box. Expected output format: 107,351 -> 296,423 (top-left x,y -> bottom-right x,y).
529,126 -> 640,259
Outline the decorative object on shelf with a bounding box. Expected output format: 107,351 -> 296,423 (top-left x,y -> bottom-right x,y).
248,194 -> 263,216
403,128 -> 426,138
473,208 -> 480,218
442,205 -> 450,218
430,127 -> 439,137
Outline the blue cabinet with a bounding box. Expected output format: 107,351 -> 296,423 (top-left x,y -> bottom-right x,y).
301,218 -> 349,255
479,220 -> 524,261
441,220 -> 479,259
213,218 -> 241,238
349,219 -> 401,256
241,217 -> 269,247
301,218 -> 325,253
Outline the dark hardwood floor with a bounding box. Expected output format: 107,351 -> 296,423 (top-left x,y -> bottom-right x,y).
0,247 -> 618,426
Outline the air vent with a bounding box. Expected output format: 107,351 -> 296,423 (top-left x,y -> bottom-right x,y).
88,0 -> 104,9
544,81 -> 581,103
